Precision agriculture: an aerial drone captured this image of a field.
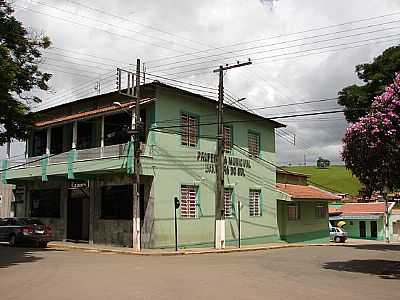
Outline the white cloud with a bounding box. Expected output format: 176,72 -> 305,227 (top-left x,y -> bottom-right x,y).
4,0 -> 400,165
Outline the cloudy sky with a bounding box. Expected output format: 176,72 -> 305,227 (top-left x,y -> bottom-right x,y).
3,0 -> 400,165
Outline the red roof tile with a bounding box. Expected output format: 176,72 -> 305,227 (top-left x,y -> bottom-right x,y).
276,183 -> 340,201
340,202 -> 395,215
329,207 -> 343,215
34,98 -> 153,127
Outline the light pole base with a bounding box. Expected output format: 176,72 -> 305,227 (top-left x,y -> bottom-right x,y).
132,217 -> 141,252
215,219 -> 226,249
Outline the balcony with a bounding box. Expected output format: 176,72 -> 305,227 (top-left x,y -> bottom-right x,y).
3,143 -> 150,182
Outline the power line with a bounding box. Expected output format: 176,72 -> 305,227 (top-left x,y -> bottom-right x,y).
146,10 -> 400,64
152,109 -> 359,131
17,0 -> 203,53
158,33 -> 400,78
151,27 -> 400,74
232,144 -> 342,194
149,19 -> 400,70
62,0 -> 210,51
13,3 -> 194,54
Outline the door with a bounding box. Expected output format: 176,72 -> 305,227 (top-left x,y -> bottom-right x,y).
67,196 -> 83,241
370,221 -> 378,239
359,221 -> 366,238
67,188 -> 90,241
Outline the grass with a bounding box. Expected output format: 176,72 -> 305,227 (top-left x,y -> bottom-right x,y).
284,165 -> 362,196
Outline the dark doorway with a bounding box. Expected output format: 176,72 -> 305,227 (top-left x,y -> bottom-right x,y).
371,221 -> 378,239
67,188 -> 90,242
360,221 -> 366,238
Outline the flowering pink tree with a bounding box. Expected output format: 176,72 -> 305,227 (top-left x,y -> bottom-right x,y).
342,73 -> 400,197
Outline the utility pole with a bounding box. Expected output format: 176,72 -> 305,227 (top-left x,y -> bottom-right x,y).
383,185 -> 390,244
213,60 -> 252,249
116,60 -> 142,252
133,59 -> 142,252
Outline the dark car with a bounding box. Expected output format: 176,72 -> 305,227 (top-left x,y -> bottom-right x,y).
0,218 -> 52,247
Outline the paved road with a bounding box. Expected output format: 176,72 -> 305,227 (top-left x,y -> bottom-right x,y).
0,243 -> 399,300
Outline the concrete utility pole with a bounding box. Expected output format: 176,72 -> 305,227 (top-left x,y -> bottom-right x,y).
116,60 -> 142,251
133,59 -> 142,252
213,60 -> 252,249
383,185 -> 390,244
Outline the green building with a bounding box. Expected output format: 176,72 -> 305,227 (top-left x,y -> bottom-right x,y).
1,82 -> 337,248
329,202 -> 400,241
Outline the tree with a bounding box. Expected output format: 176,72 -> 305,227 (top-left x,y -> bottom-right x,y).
342,73 -> 400,198
0,1 -> 51,145
338,45 -> 400,123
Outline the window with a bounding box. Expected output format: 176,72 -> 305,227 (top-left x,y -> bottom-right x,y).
248,131 -> 260,157
180,185 -> 198,218
224,188 -> 233,217
77,119 -> 99,150
315,203 -> 327,218
31,129 -> 47,157
181,113 -> 198,147
288,203 -> 300,221
223,126 -> 233,152
104,113 -> 131,146
101,185 -> 132,219
30,189 -> 61,218
249,189 -> 261,217
50,126 -> 64,154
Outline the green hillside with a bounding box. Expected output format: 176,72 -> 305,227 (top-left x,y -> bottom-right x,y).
284,165 -> 362,196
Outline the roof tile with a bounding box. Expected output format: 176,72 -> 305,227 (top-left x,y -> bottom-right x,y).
276,183 -> 340,200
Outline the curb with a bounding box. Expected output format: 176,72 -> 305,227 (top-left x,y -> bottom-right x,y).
47,242 -> 332,256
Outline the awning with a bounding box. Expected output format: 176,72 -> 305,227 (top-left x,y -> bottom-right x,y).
330,215 -> 382,221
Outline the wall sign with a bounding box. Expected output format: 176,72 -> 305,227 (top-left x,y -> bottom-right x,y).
69,180 -> 90,189
196,151 -> 251,177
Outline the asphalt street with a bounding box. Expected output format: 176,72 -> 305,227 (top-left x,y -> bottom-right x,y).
0,243 -> 399,300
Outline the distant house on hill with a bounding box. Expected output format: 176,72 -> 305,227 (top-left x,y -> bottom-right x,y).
317,157 -> 330,168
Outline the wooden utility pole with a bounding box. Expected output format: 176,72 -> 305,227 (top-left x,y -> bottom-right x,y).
132,59 -> 142,252
213,60 -> 252,249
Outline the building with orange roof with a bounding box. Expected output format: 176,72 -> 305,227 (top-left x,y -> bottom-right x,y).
276,174 -> 340,243
329,202 -> 400,241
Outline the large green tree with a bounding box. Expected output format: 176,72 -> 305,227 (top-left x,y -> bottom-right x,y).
338,45 -> 400,123
0,1 -> 51,145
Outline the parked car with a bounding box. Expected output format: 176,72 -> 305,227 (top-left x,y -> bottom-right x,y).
329,226 -> 347,243
0,218 -> 52,247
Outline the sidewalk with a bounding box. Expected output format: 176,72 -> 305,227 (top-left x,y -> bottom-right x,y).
47,241 -> 327,256
47,238 -> 399,256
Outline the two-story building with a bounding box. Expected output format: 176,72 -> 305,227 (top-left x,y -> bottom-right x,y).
1,81 -> 335,248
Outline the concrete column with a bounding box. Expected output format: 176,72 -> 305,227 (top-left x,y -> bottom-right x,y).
24,138 -> 28,160
72,121 -> 78,149
25,185 -> 30,217
62,182 -> 68,241
100,116 -> 105,157
6,140 -> 11,159
46,127 -> 51,155
88,179 -> 96,245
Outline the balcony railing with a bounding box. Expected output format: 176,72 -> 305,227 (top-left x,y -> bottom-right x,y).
6,143 -> 137,170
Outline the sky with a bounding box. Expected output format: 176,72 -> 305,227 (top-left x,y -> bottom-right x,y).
3,0 -> 400,165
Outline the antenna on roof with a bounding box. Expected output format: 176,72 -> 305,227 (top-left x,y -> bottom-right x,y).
94,81 -> 101,95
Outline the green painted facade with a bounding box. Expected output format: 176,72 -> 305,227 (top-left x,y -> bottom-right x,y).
2,83 -> 333,248
331,214 -> 400,241
277,200 -> 329,244
141,88 -> 281,248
